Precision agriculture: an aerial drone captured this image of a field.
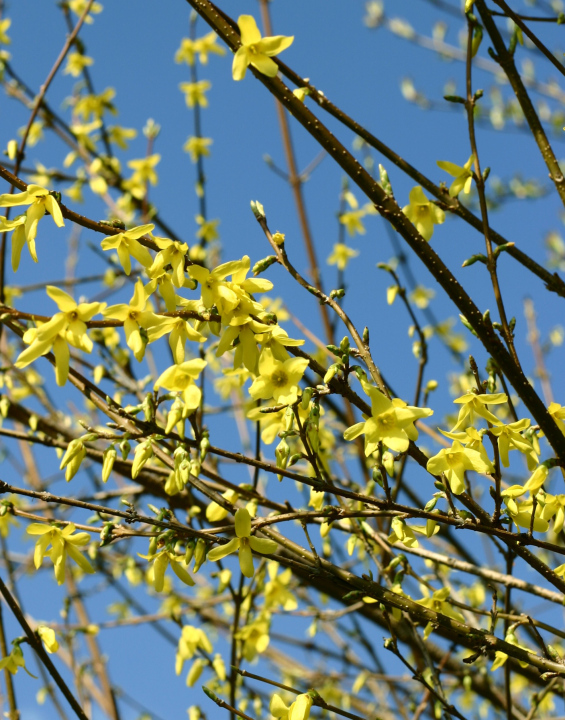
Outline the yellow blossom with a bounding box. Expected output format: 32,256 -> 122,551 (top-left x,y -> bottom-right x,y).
409,285 -> 435,309
339,209 -> 366,236
147,316 -> 205,364
540,492 -> 565,534
107,125 -> 137,149
489,418 -> 538,469
0,18 -> 11,45
175,32 -> 226,65
184,136 -> 212,162
0,184 -> 65,270
19,121 -> 44,147
237,613 -> 271,660
249,348 -> 309,405
138,549 -> 195,593
195,215 -> 220,243
154,358 -> 207,412
451,391 -> 507,431
37,626 -> 59,654
327,243 -> 359,271
426,440 -> 494,495
187,257 -> 247,314
270,693 -> 313,720
27,522 -> 95,585
68,0 -> 102,23
416,587 -> 465,639
127,154 -> 160,185
0,643 -> 28,676
264,562 -> 297,611
437,157 -> 474,197
176,626 -> 213,675
179,80 -> 211,108
207,508 -> 278,578
403,186 -> 445,241
146,235 -> 189,287
63,52 -> 94,77
103,279 -> 164,361
74,88 -> 116,120
15,286 -> 104,386
232,15 -> 294,81
344,382 -> 432,454
100,224 -> 155,275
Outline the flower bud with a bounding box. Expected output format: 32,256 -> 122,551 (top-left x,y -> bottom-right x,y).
60,439 -> 87,482
193,538 -> 207,573
131,440 -> 153,479
102,445 -> 117,483
166,397 -> 184,435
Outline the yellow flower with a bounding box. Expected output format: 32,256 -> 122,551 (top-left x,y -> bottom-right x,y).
59,438 -> 87,482
0,643 -> 28,676
176,626 -> 213,675
175,32 -> 226,66
339,209 -> 366,236
63,52 -> 94,77
68,0 -> 102,23
206,488 -> 240,523
540,492 -> 565,534
237,613 -> 271,660
402,186 -> 445,241
437,157 -> 474,197
187,257 -> 247,315
74,88 -> 116,121
502,492 -> 549,532
264,562 -> 297,611
232,15 -> 294,81
249,348 -> 309,406
0,18 -> 11,45
138,549 -> 195,593
426,440 -> 494,495
103,279 -> 163,361
195,215 -> 220,243
127,154 -> 160,185
37,626 -> 59,654
184,136 -> 212,162
451,391 -> 506,431
27,522 -> 95,585
146,235 -> 189,287
0,185 -> 65,270
416,587 -> 465,639
107,125 -> 137,150
522,463 -> 549,496
544,402 -> 565,436
179,80 -> 211,108
147,316 -> 205,364
489,418 -> 538,469
409,285 -> 435,309
100,224 -> 154,275
154,358 -> 207,412
270,693 -> 313,720
207,508 -> 278,578
15,286 -> 104,386
327,243 -> 359,271
344,382 -> 432,454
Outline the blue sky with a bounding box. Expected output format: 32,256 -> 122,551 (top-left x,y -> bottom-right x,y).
2,0 -> 565,718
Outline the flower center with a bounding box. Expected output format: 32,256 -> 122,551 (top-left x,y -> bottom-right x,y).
376,411 -> 395,429
270,369 -> 288,388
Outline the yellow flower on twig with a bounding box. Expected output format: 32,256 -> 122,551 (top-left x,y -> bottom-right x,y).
232,15 -> 293,81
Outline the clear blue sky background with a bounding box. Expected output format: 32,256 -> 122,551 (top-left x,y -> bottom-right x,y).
2,1 -> 565,718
